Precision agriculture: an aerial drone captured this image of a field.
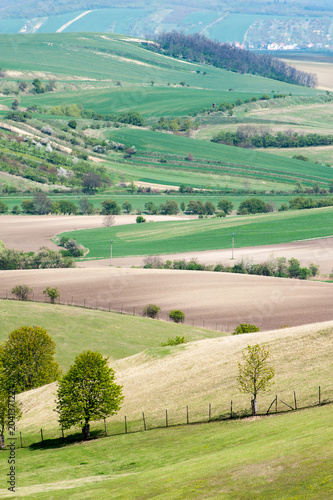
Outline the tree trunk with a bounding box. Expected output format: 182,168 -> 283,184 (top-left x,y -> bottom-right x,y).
82,423 -> 90,440
0,435 -> 5,449
251,398 -> 258,415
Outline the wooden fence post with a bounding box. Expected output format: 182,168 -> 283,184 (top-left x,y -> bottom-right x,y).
142,412 -> 146,431
319,386 -> 321,405
165,409 -> 168,428
230,400 -> 233,418
104,417 -> 107,436
208,403 -> 211,422
20,431 -> 23,448
186,405 -> 189,424
124,416 -> 127,434
275,395 -> 278,413
40,428 -> 44,443
294,391 -> 297,410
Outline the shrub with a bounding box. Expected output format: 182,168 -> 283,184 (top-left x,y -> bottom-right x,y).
169,310 -> 185,323
68,119 -> 77,129
143,304 -> 160,319
309,263 -> 319,277
233,323 -> 260,335
299,267 -> 311,280
0,200 -> 8,213
43,287 -> 60,304
11,284 -> 32,301
136,215 -> 146,223
161,336 -> 188,346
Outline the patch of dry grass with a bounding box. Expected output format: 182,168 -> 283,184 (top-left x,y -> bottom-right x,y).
17,320 -> 333,433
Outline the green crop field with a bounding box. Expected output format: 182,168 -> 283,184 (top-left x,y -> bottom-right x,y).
106,128 -> 333,187
58,207 -> 333,259
20,87 -> 264,118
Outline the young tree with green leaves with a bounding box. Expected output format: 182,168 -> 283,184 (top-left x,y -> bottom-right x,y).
43,287 -> 60,303
237,344 -> 274,415
56,351 -> 123,440
0,326 -> 61,393
11,284 -> 32,301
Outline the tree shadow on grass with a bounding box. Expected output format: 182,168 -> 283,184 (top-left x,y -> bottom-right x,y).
29,429 -> 105,450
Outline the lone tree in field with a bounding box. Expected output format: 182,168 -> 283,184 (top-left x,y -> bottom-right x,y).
0,326 -> 61,393
43,287 -> 60,304
56,351 -> 123,440
11,284 -> 33,301
237,344 -> 274,415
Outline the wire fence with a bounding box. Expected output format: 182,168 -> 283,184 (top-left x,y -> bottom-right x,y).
5,389 -> 332,449
0,295 -> 237,332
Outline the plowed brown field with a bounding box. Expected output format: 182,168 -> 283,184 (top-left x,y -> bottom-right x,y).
1,267 -> 333,331
1,215 -> 333,331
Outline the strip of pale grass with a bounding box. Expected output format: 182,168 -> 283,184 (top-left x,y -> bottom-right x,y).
0,405 -> 332,499
60,207 -> 333,259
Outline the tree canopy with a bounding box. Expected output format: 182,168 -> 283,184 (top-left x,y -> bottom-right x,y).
0,326 -> 62,393
237,344 -> 274,414
56,350 -> 123,440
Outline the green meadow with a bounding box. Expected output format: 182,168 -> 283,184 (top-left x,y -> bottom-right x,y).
0,300 -> 221,370
0,405 -> 331,498
0,32 -> 320,93
58,207 -> 333,259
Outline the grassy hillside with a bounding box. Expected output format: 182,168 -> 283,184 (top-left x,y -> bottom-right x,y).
0,405 -> 331,498
0,300 -> 221,370
0,32 -> 331,196
0,33 -> 320,89
58,207 -> 333,259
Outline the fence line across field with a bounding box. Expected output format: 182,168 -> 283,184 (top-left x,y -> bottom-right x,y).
1,294 -> 235,332
9,388 -> 332,449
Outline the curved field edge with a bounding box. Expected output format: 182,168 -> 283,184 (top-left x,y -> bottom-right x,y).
0,300 -> 222,370
58,207 -> 333,259
0,405 -> 332,499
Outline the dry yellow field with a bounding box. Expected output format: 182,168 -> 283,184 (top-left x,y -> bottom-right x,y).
17,320 -> 333,432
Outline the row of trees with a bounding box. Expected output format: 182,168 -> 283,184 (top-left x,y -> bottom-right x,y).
143,255 -> 319,280
289,195 -> 333,210
151,32 -> 318,87
0,246 -> 75,270
212,128 -> 333,149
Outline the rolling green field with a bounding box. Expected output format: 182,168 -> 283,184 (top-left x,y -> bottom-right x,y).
0,32 -> 320,93
106,128 -> 333,188
20,87 -> 263,118
0,300 -> 221,370
0,405 -> 331,498
58,207 -> 333,259
0,32 -> 330,196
